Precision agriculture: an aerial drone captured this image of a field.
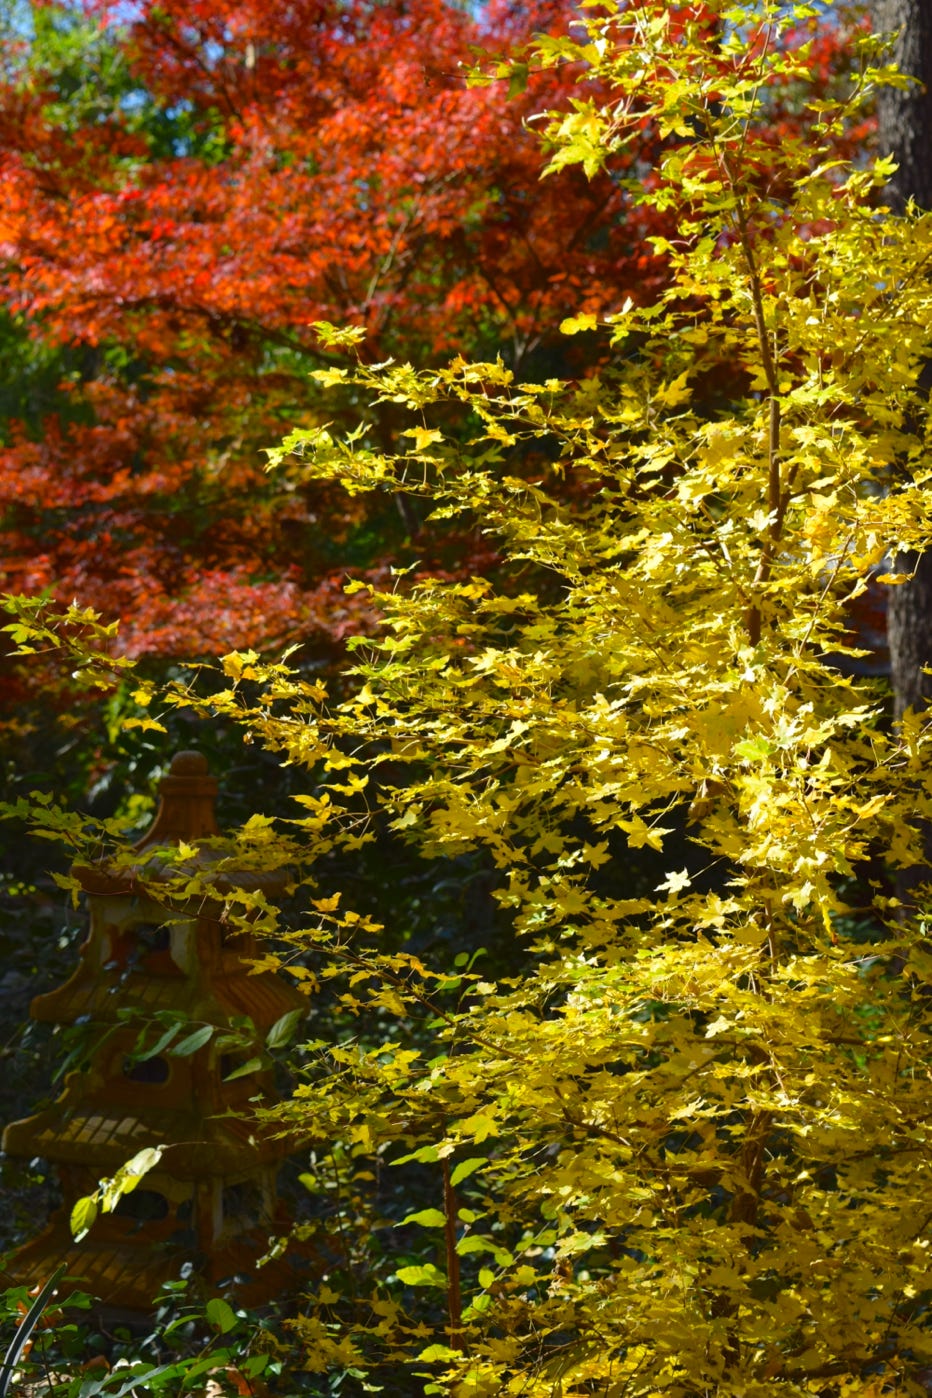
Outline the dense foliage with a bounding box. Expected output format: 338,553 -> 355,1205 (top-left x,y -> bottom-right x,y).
0,0 -> 661,671
4,1 -> 932,1395
0,0 -> 860,708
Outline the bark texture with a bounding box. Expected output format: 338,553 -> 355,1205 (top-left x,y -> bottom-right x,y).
888,550 -> 932,719
874,0 -> 932,214
873,3 -> 932,913
874,0 -> 932,721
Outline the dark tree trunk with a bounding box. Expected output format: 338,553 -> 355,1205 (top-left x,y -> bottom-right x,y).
874,1 -> 932,722
873,3 -> 932,903
888,550 -> 932,720
874,0 -> 932,216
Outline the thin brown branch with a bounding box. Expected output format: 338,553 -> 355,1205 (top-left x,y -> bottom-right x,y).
443,1159 -> 466,1352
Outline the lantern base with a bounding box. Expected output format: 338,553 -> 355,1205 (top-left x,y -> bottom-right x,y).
3,1211 -> 309,1320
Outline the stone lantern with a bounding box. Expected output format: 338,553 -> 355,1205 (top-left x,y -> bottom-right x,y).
2,751 -> 306,1312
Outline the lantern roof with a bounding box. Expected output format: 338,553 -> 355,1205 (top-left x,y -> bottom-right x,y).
75,751 -> 287,899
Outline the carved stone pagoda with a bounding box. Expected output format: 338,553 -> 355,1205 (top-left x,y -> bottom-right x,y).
2,751 -> 306,1312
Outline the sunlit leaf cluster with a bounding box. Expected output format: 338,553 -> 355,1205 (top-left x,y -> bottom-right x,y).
4,2 -> 932,1394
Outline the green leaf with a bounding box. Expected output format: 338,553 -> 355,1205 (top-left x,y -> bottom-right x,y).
398,1208 -> 447,1228
507,63 -> 528,100
136,1021 -> 182,1060
456,1235 -> 513,1265
450,1157 -> 486,1187
417,1344 -> 462,1361
265,1007 -> 304,1051
0,1261 -> 68,1393
222,1055 -> 266,1081
70,1194 -> 98,1242
395,1264 -> 447,1288
392,1145 -> 440,1166
242,1355 -> 270,1378
169,1023 -> 214,1056
100,1145 -> 165,1212
206,1297 -> 239,1334
734,736 -> 775,762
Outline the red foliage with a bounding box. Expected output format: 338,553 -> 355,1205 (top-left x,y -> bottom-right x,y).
0,0 -> 861,680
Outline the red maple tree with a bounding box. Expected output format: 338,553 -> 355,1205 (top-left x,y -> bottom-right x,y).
0,1 -> 867,672
0,0 -> 644,664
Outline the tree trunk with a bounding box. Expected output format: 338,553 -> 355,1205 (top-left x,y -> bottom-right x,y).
874,0 -> 932,215
873,3 -> 932,909
874,1 -> 932,722
888,550 -> 932,720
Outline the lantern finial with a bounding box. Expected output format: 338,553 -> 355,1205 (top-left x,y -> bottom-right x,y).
137,749 -> 219,848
